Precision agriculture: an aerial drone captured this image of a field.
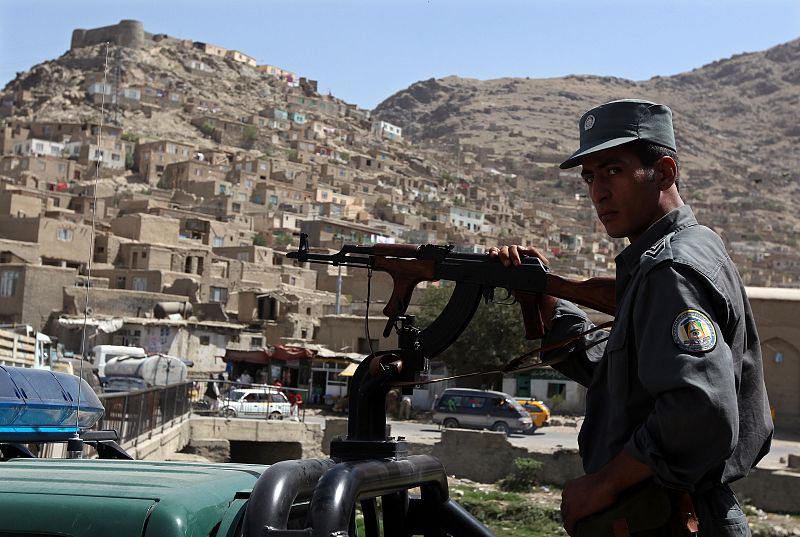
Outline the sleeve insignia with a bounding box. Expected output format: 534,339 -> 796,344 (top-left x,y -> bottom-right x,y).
671,309 -> 717,353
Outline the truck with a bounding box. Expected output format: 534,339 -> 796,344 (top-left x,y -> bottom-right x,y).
91,344 -> 147,380
0,360 -> 495,537
0,325 -> 54,369
102,353 -> 189,393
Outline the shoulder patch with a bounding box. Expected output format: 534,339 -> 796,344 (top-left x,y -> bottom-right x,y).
671,309 -> 717,353
644,237 -> 667,258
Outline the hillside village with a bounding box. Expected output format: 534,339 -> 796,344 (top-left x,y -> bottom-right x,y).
0,21 -> 798,404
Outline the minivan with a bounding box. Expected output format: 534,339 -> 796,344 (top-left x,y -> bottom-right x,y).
432,388 -> 532,435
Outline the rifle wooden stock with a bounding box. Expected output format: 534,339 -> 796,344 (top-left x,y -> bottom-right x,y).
544,274 -> 616,316
372,257 -> 436,318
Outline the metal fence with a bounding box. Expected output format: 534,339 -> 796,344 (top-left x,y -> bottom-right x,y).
97,381 -> 193,446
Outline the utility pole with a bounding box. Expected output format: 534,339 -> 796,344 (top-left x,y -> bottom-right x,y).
334,234 -> 343,314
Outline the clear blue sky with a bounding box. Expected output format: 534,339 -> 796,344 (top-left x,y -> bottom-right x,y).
1,0 -> 798,110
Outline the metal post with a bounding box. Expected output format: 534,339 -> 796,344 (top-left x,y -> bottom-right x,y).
335,263 -> 342,314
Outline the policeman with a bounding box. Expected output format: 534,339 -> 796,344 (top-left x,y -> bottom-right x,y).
491,99 -> 773,536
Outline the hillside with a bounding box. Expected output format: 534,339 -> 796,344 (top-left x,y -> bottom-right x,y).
373,39 -> 800,272
374,39 -> 800,182
2,24 -> 799,287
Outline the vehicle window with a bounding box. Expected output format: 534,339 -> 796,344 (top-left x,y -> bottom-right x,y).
466,397 -> 485,409
270,393 -> 287,403
244,393 -> 258,402
438,394 -> 462,411
229,390 -> 246,400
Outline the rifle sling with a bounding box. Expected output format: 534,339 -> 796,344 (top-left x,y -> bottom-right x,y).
389,321 -> 613,388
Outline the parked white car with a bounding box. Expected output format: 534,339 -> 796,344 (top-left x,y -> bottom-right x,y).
220,387 -> 290,419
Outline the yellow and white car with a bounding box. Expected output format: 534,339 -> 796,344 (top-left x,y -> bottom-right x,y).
515,398 -> 551,431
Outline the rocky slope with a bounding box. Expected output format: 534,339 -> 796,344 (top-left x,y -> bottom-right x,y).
374,38 -> 800,199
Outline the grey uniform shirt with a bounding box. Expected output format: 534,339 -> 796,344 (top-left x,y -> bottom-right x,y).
543,205 -> 773,492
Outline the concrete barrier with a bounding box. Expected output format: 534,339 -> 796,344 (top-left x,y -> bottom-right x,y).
425,428 -> 800,514
430,428 -> 583,485
191,416 -> 324,459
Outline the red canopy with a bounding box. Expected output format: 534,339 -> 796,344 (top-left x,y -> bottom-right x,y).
223,345 -> 315,364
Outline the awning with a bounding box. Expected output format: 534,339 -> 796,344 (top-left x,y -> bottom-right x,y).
223,350 -> 270,364
272,345 -> 314,361
339,363 -> 359,377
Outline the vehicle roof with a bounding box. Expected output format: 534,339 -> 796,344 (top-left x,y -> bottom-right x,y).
441,388 -> 510,397
230,386 -> 284,393
1,459 -> 265,537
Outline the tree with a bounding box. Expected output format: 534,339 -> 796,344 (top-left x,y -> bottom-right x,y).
199,121 -> 216,137
415,284 -> 536,387
253,233 -> 269,247
242,125 -> 258,145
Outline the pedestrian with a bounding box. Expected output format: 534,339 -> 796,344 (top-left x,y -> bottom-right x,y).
399,395 -> 412,420
490,99 -> 773,536
203,373 -> 220,413
238,370 -> 252,385
287,391 -> 299,421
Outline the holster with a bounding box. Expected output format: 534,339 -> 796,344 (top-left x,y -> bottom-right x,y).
575,481 -> 700,537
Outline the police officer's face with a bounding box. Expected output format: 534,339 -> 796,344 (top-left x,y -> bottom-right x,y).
580,146 -> 662,242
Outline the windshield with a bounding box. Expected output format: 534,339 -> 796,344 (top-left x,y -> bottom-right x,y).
507,399 -> 527,413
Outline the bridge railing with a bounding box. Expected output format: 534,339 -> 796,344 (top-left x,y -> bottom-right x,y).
97,381 -> 193,447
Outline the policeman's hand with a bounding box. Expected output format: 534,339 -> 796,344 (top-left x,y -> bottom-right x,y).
486,245 -> 550,267
560,473 -> 616,536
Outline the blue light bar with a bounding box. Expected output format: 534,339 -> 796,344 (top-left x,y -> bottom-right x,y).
0,366 -> 104,442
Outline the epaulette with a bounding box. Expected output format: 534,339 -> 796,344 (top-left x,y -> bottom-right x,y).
639,231 -> 676,275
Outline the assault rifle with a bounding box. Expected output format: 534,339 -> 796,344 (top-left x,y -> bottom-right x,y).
287,233 -> 615,356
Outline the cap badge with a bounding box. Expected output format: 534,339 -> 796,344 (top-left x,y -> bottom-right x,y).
672,309 -> 717,353
584,115 -> 595,131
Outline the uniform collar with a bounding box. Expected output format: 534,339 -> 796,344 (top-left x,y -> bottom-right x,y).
615,205 -> 697,283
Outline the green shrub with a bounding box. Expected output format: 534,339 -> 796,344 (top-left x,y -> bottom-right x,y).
498,458 -> 543,492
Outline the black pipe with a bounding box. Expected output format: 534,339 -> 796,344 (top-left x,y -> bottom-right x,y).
307,455 -> 448,537
243,458 -> 337,535
439,498 -> 497,537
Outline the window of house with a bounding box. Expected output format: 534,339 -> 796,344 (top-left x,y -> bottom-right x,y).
232,203 -> 241,213
209,286 -> 228,303
132,277 -> 147,291
327,371 -> 346,387
0,270 -> 19,297
199,335 -> 210,346
306,307 -> 311,315
250,337 -> 263,348
547,382 -> 566,399
115,276 -> 126,288
57,228 -> 73,241
212,236 -> 224,247
300,329 -> 308,339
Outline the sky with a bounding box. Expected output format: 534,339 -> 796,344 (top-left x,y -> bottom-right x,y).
1,0 -> 798,110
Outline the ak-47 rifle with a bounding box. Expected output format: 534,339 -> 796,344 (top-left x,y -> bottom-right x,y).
279,233 -> 615,534
287,232 -> 615,358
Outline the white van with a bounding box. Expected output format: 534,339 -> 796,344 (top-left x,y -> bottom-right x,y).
220,387 -> 291,419
92,345 -> 146,379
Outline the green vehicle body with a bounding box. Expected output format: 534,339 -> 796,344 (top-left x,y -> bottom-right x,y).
0,458 -> 266,537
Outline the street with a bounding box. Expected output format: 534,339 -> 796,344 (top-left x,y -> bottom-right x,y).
305,414 -> 798,470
